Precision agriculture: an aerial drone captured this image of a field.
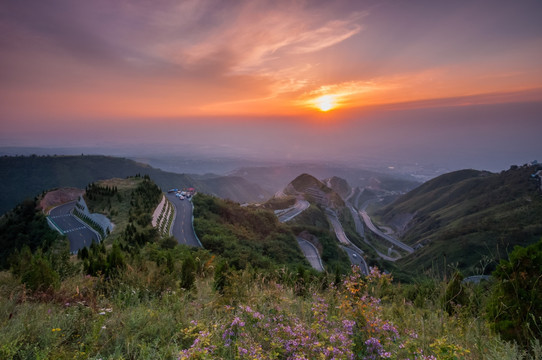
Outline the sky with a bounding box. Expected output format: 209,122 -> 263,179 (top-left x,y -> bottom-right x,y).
1,0 -> 541,171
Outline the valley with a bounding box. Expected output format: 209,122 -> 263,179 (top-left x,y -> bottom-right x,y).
1,154 -> 541,359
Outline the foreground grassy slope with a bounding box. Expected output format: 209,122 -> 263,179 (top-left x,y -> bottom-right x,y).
1,253 -> 539,359
0,155 -> 270,215
1,173 -> 541,358
378,165 -> 542,275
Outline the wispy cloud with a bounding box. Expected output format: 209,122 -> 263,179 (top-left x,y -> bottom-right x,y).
148,1 -> 364,76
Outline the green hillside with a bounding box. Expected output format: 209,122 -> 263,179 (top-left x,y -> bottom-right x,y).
377,165 -> 542,275
0,155 -> 270,214
0,174 -> 541,358
193,193 -> 309,271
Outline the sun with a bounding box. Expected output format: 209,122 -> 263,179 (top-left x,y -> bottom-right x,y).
315,95 -> 337,112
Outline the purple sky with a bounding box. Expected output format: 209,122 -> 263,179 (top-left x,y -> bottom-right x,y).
1,0 -> 541,171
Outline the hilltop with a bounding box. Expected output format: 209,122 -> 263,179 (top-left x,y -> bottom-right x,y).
376,164 -> 542,275
282,173 -> 345,209
0,155 -> 270,215
324,176 -> 352,199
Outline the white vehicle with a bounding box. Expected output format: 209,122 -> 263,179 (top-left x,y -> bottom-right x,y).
353,253 -> 358,258
179,196 -> 185,200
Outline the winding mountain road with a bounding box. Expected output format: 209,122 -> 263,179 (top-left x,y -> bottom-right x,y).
326,211 -> 369,275
277,199 -> 310,222
296,237 -> 324,272
276,199 -> 324,270
165,193 -> 202,247
359,210 -> 414,253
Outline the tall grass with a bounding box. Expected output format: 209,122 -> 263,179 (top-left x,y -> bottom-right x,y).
2,260 -> 539,360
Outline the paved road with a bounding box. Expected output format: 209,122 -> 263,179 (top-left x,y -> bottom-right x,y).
277,199 -> 310,222
296,237 -> 324,272
49,202 -> 99,253
359,210 -> 414,253
165,193 -> 201,247
326,211 -> 369,275
327,213 -> 350,245
348,205 -> 364,237
340,245 -> 369,274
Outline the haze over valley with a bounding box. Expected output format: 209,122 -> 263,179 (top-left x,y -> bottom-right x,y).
1,0 -> 542,358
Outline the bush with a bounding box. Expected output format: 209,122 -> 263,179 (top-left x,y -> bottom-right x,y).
487,238 -> 542,345
180,255 -> 196,290
20,250 -> 59,292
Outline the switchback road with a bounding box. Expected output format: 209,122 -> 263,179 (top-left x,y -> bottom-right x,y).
340,245 -> 369,274
359,210 -> 414,253
326,211 -> 369,275
276,199 -> 310,222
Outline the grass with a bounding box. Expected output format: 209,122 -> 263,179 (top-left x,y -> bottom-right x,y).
1,260 -> 539,359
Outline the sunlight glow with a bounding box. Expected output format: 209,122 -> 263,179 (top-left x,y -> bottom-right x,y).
316,95 -> 337,112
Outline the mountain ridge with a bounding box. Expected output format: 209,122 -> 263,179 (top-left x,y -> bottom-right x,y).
0,155 -> 271,214
376,164 -> 542,275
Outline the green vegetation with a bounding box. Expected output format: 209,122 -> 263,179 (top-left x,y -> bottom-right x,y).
72,208 -> 106,239
377,165 -> 542,276
84,175 -> 162,246
262,195 -> 296,210
289,203 -> 329,228
1,248 -> 540,359
0,170 -> 541,359
0,155 -> 270,215
290,225 -> 351,274
0,198 -> 63,269
487,238 -> 542,346
193,193 -> 309,271
155,198 -> 174,236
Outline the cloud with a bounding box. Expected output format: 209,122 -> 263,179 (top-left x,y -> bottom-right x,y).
147,1 -> 365,76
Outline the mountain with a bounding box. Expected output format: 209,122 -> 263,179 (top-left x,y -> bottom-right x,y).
0,155 -> 271,214
376,164 -> 542,275
228,164 -> 421,195
324,176 -> 352,199
281,173 -> 344,209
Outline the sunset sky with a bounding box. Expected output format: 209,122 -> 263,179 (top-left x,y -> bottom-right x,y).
1,0 -> 541,170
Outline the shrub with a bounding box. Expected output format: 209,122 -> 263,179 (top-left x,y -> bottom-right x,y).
487,238 -> 542,345
180,255 -> 196,290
